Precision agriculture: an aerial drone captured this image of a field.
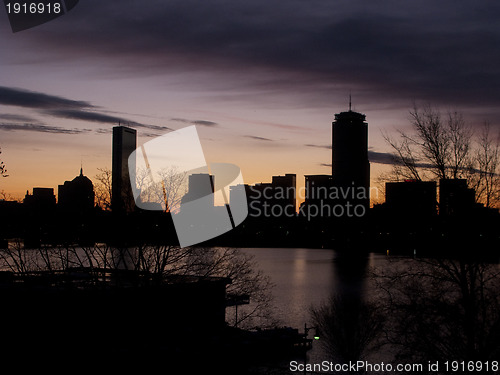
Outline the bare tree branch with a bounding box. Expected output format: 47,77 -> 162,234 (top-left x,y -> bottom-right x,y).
94,167 -> 112,210
381,105 -> 500,208
0,148 -> 7,178
372,257 -> 500,363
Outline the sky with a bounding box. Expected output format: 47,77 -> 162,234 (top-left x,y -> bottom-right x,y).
1,0 -> 500,203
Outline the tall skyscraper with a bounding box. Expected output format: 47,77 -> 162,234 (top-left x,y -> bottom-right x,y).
331,105 -> 370,210
112,126 -> 137,214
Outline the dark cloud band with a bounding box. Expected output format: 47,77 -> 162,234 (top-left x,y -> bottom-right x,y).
0,122 -> 90,134
171,118 -> 218,127
245,135 -> 274,142
0,86 -> 171,134
306,144 -> 396,166
0,86 -> 92,110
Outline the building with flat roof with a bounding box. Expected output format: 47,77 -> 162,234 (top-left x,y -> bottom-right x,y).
439,179 -> 476,216
385,180 -> 437,217
112,126 -> 137,214
230,174 -> 296,218
24,187 -> 56,211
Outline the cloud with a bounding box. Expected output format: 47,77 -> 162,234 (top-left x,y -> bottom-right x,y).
0,113 -> 41,123
140,132 -> 163,138
307,143 -> 396,165
7,1 -> 500,112
368,150 -> 396,166
0,122 -> 90,134
244,135 -> 274,142
45,108 -> 171,132
171,118 -> 218,127
0,86 -> 92,109
95,128 -> 111,134
0,86 -> 171,134
306,144 -> 331,149
192,120 -> 218,127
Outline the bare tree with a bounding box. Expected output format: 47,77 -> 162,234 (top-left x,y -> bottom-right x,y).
373,257 -> 500,366
0,240 -> 32,272
134,166 -> 187,213
93,164 -> 188,212
0,148 -> 7,178
409,104 -> 450,179
181,247 -> 277,328
382,130 -> 423,181
400,104 -> 472,180
94,167 -> 112,210
446,111 -> 473,179
383,104 -> 500,208
473,123 -> 500,208
157,167 -> 187,213
0,190 -> 15,201
124,245 -> 279,328
0,242 -> 277,329
311,294 -> 384,367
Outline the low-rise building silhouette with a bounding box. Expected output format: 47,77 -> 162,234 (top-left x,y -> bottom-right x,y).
300,174 -> 334,214
439,179 -> 476,216
58,167 -> 95,215
24,187 -> 56,212
271,173 -> 296,213
385,180 -> 437,218
180,173 -> 215,208
237,174 -> 296,218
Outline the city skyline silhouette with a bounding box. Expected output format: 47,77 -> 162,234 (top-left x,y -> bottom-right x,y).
1,2 -> 500,372
1,1 -> 500,202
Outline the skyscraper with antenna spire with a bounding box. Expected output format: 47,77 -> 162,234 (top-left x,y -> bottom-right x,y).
331,97 -> 370,211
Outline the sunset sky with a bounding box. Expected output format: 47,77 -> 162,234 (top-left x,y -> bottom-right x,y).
1,0 -> 500,203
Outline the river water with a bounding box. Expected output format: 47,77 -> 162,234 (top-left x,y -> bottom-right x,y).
239,248 -> 386,323
238,247 -> 500,375
238,248 -> 389,369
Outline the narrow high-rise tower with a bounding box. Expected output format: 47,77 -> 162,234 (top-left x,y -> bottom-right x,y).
112,125 -> 137,214
331,105 -> 370,210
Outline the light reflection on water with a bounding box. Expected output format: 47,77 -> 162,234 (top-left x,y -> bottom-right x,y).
241,248 -> 337,329
239,248 -> 388,368
239,248 -> 389,327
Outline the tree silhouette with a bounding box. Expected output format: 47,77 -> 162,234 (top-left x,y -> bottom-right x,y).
311,294 -> 384,368
94,167 -> 112,210
373,257 -> 500,367
0,148 -> 7,178
133,165 -> 187,213
383,104 -> 472,181
0,242 -> 277,329
383,104 -> 500,208
472,123 -> 500,208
